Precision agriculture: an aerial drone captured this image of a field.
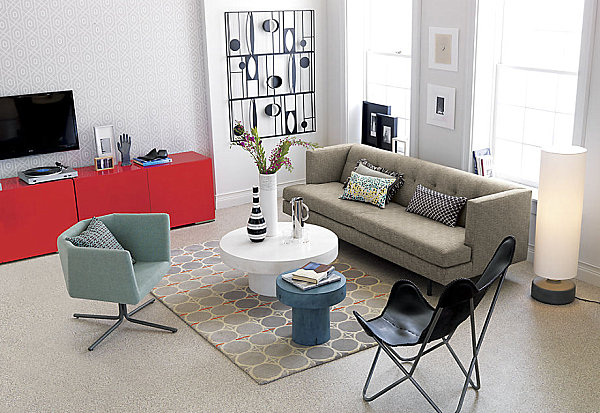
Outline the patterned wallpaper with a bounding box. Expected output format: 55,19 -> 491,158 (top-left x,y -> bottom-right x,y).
0,0 -> 211,178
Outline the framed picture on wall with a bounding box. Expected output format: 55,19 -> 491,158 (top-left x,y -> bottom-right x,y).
362,101 -> 391,146
426,84 -> 456,130
376,114 -> 398,151
428,27 -> 459,72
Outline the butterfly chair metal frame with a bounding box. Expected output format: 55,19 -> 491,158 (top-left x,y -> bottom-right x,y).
354,236 -> 515,413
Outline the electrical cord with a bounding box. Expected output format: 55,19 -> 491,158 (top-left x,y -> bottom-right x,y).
575,296 -> 600,304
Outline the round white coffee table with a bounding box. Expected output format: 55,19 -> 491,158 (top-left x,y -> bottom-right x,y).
219,223 -> 338,297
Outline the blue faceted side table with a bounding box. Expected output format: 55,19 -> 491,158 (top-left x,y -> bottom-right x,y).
276,272 -> 346,346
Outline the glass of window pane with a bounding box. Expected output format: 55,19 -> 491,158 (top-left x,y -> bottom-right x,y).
523,109 -> 555,147
495,104 -> 525,142
521,145 -> 542,184
553,113 -> 575,146
525,71 -> 558,112
494,139 -> 522,179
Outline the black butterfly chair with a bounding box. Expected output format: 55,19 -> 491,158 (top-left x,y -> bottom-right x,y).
354,236 -> 516,413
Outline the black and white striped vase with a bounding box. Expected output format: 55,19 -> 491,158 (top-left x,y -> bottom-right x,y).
247,186 -> 267,242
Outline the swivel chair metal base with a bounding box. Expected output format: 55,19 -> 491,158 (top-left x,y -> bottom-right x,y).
74,298 -> 177,351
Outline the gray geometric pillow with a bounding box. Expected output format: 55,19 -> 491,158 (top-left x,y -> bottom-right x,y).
66,217 -> 135,263
344,158 -> 404,204
406,184 -> 467,227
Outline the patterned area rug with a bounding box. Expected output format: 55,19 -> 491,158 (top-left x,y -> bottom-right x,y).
152,240 -> 394,384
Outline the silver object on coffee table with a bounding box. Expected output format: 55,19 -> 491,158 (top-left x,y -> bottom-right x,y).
291,197 -> 310,240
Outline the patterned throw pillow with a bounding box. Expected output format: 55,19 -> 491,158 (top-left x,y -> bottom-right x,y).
406,184 -> 467,227
66,217 -> 135,263
344,159 -> 404,204
340,171 -> 397,208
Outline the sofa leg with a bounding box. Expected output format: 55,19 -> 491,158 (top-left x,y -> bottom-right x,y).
427,280 -> 433,296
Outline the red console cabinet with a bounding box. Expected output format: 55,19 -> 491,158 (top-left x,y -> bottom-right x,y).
74,164 -> 151,220
146,152 -> 215,227
0,178 -> 78,263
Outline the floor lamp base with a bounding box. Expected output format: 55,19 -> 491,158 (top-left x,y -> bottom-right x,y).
531,277 -> 575,305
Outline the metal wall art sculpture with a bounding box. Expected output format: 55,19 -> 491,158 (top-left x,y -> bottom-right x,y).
225,10 -> 316,141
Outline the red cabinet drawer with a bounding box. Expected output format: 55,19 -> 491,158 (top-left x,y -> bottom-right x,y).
0,178 -> 78,262
74,164 -> 151,220
146,152 -> 215,227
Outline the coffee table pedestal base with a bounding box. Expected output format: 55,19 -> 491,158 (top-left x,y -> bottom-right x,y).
248,273 -> 277,297
292,307 -> 331,346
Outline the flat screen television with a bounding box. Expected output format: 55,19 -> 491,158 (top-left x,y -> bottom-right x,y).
0,90 -> 79,160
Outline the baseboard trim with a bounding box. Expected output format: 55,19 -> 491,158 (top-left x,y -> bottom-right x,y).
526,244 -> 600,287
216,179 -> 305,209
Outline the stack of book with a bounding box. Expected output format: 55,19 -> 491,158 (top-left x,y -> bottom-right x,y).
472,148 -> 494,177
282,262 -> 341,291
132,157 -> 172,167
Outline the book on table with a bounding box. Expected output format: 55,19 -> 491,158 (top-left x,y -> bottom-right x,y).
132,157 -> 172,167
291,262 -> 335,284
282,262 -> 340,291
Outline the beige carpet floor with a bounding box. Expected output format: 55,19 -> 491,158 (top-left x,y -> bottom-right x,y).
1,200 -> 599,412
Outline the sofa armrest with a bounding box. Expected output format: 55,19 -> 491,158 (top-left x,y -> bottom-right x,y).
464,188 -> 532,275
306,144 -> 353,184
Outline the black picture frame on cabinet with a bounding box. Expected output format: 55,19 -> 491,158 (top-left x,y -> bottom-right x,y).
376,114 -> 398,151
362,101 -> 391,147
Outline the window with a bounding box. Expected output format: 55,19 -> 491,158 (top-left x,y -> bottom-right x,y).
472,0 -> 587,186
364,0 -> 413,148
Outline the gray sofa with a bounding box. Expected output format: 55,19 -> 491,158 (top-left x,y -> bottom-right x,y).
282,144 -> 532,286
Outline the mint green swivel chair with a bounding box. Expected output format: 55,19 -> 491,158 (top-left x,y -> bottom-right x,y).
57,213 -> 177,351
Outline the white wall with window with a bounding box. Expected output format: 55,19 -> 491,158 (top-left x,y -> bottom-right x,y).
364,0 -> 413,149
346,0 -> 415,151
472,0 -> 587,187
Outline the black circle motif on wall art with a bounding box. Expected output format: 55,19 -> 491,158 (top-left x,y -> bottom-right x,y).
266,75 -> 282,89
300,57 -> 310,68
301,121 -> 308,128
262,19 -> 280,33
265,103 -> 281,117
300,39 -> 307,47
239,62 -> 246,70
230,39 -> 240,51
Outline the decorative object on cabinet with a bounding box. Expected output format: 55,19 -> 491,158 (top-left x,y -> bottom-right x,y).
116,134 -> 132,166
247,186 -> 267,242
428,27 -> 459,71
225,10 -> 316,141
362,101 -> 391,147
376,114 -> 398,151
94,156 -> 114,171
93,125 -> 116,158
426,84 -> 456,130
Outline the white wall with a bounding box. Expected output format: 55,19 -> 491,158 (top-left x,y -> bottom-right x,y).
576,5 -> 600,285
202,0 -> 331,209
0,0 -> 212,178
416,0 -> 476,169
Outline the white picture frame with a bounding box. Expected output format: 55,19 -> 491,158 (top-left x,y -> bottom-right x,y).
428,27 -> 459,72
94,125 -> 116,158
426,84 -> 456,130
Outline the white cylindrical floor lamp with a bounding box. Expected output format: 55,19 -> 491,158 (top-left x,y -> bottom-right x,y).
531,146 -> 587,305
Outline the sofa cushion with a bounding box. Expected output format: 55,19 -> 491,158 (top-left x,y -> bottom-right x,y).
344,159 -> 405,203
340,171 -> 397,208
283,183 -> 472,268
406,184 -> 467,227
